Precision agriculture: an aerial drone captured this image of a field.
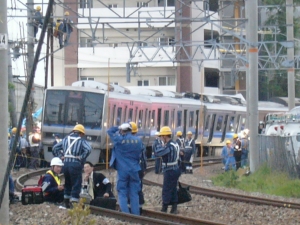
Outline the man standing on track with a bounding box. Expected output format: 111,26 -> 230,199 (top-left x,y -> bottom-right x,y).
107,123 -> 143,215
156,126 -> 181,214
53,124 -> 91,208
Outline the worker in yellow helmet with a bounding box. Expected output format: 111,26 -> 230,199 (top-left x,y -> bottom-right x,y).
156,126 -> 180,214
52,124 -> 92,208
33,6 -> 43,41
63,11 -> 73,45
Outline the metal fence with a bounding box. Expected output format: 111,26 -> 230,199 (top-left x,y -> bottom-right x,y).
258,135 -> 299,178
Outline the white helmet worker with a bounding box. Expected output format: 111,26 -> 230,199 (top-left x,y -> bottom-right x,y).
119,123 -> 132,131
50,157 -> 64,166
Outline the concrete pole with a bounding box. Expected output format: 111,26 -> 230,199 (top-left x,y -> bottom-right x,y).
26,0 -> 35,135
246,0 -> 259,172
0,0 -> 9,221
287,0 -> 295,110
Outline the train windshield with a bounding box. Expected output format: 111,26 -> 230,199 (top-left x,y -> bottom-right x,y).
43,90 -> 104,129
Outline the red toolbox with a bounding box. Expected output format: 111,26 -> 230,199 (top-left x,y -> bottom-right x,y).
21,186 -> 44,205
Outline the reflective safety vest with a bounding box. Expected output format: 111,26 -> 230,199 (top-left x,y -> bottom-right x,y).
46,170 -> 61,186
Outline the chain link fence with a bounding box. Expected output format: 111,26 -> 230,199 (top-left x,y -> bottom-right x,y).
258,135 -> 300,178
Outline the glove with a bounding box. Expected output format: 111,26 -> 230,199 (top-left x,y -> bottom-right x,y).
119,123 -> 131,131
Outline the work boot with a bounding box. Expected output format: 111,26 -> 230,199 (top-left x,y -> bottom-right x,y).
161,204 -> 168,213
170,204 -> 178,214
64,199 -> 70,209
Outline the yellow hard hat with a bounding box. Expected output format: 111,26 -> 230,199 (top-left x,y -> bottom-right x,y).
226,140 -> 231,144
130,122 -> 138,133
36,6 -> 41,11
12,127 -> 17,134
233,133 -> 238,139
187,131 -> 192,135
73,124 -> 85,134
176,131 -> 182,136
64,11 -> 70,16
160,126 -> 172,136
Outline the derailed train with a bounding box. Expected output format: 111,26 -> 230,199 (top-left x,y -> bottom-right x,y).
41,81 -> 288,164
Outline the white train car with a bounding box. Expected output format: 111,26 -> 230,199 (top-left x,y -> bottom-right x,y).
41,81 -> 288,163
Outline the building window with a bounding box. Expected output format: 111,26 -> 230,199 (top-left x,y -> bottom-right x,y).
137,2 -> 149,7
108,4 -> 118,8
158,76 -> 175,86
109,43 -> 118,48
80,0 -> 93,8
137,80 -> 149,86
81,77 -> 94,81
158,0 -> 175,7
157,37 -> 175,46
138,42 -> 148,47
110,82 -> 119,85
80,37 -> 93,47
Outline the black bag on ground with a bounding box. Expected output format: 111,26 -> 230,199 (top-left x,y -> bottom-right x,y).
177,182 -> 192,204
90,197 -> 117,210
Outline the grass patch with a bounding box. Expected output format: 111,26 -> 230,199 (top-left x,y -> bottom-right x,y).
211,165 -> 300,198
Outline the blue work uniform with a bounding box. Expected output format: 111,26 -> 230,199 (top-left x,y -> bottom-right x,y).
156,140 -> 181,206
184,138 -> 196,172
225,148 -> 236,171
241,138 -> 249,168
53,132 -> 91,202
152,138 -> 163,174
42,170 -> 64,203
176,137 -> 185,173
107,126 -> 143,215
221,146 -> 231,165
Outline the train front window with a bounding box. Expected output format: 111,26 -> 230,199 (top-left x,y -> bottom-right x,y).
43,90 -> 104,129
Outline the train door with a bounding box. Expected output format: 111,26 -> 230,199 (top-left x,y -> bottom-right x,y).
208,114 -> 216,143
221,115 -> 229,142
111,105 -> 116,127
214,114 -> 224,142
183,109 -> 188,136
171,109 -> 175,130
188,110 -> 195,135
137,109 -> 145,140
195,110 -> 199,140
115,106 -> 122,126
157,108 -> 162,131
235,115 -> 241,133
163,109 -> 170,126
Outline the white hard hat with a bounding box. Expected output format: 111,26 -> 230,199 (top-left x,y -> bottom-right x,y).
50,157 -> 64,166
119,123 -> 131,131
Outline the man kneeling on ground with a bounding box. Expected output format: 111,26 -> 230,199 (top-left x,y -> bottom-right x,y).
83,161 -> 115,199
41,157 -> 64,203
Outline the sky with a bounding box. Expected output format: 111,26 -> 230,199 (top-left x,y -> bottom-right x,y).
8,1 -> 48,86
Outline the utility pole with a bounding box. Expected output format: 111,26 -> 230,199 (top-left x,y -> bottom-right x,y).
246,0 -> 259,172
8,48 -> 18,127
26,0 -> 35,135
0,0 -> 9,222
287,0 -> 295,110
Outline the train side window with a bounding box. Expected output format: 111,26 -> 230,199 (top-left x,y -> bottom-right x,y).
115,107 -> 122,126
240,117 -> 246,130
189,111 -> 194,127
177,111 -> 182,127
157,109 -> 162,131
124,106 -> 128,122
296,133 -> 300,142
151,110 -> 155,127
134,107 -> 138,123
145,109 -> 148,128
111,105 -> 116,127
164,110 -> 169,126
171,109 -> 175,128
138,110 -> 143,128
229,116 -> 235,132
128,108 -> 133,122
216,115 -> 223,131
235,115 -> 241,132
205,115 -> 211,131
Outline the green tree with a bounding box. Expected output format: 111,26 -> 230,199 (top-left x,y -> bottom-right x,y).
259,0 -> 300,100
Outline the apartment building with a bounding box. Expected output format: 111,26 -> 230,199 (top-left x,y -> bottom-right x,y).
53,0 -> 225,93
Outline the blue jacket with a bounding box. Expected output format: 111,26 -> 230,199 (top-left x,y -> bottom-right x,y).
42,170 -> 61,201
107,126 -> 143,172
221,146 -> 233,159
152,138 -> 162,156
156,140 -> 179,172
52,132 -> 91,164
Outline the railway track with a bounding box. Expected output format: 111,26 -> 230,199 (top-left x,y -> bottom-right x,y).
16,157 -> 300,224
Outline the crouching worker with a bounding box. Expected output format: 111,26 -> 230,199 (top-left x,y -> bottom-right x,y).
41,157 -> 64,203
83,161 -> 116,209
